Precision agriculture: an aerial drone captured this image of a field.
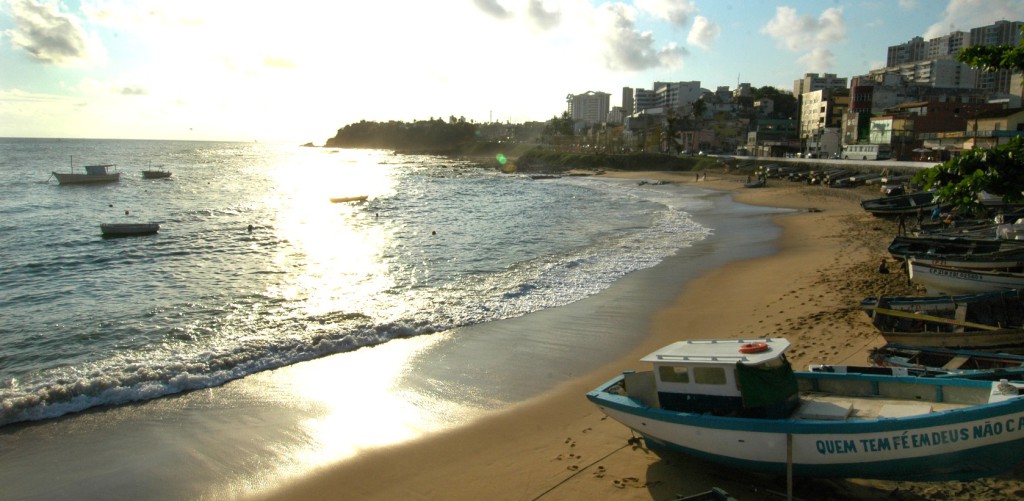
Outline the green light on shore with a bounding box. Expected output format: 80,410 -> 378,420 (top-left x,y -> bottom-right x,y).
496,153 -> 507,165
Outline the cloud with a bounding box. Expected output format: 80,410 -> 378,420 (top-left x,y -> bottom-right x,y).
598,3 -> 687,71
923,0 -> 1024,39
635,0 -> 698,28
899,0 -> 918,9
527,0 -> 560,30
687,15 -> 719,49
120,86 -> 148,96
796,47 -> 835,72
6,0 -> 105,65
761,6 -> 846,51
473,0 -> 512,20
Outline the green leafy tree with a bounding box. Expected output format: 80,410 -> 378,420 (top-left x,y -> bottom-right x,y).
912,27 -> 1024,215
956,25 -> 1024,76
913,137 -> 1024,215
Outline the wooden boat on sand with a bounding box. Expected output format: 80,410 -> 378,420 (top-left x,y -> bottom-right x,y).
887,235 -> 1024,271
908,259 -> 1024,295
860,191 -> 938,217
861,290 -> 1024,351
101,223 -> 160,237
588,338 -> 1024,481
869,343 -> 1024,372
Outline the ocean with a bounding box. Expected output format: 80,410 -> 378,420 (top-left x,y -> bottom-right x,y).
0,138 -> 718,427
0,138 -> 788,499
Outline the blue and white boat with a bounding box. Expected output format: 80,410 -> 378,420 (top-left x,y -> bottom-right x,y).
587,338 -> 1024,481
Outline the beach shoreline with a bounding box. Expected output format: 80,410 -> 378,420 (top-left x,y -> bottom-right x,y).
260,170 -> 1024,500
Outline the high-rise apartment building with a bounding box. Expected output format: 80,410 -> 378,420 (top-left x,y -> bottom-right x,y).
566,91 -> 611,126
792,73 -> 848,98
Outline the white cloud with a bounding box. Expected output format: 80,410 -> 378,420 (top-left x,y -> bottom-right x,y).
924,0 -> 1024,39
527,0 -> 560,30
597,3 -> 687,71
761,6 -> 846,51
687,15 -> 719,50
6,0 -> 106,66
474,0 -> 513,20
796,47 -> 835,72
635,0 -> 697,28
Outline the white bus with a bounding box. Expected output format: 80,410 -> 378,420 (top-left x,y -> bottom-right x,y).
843,144 -> 891,160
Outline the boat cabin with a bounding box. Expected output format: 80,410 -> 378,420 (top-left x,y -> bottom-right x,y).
85,164 -> 115,175
630,338 -> 799,418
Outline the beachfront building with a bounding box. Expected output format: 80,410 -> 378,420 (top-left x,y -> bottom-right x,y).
566,91 -> 611,127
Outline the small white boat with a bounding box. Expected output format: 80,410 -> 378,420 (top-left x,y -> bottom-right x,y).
100,223 -> 160,237
53,163 -> 120,184
329,195 -> 368,203
587,338 -> 1024,481
908,259 -> 1024,295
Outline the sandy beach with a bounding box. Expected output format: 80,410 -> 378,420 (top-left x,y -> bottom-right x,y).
260,169 -> 1024,501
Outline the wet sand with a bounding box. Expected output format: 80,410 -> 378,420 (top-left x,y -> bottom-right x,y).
258,171 -> 1024,500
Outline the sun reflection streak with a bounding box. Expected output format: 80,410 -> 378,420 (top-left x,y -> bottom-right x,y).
271,334 -> 481,468
264,149 -> 397,317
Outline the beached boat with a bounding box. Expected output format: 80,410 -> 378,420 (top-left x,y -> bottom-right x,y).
329,195 -> 368,203
100,223 -> 160,237
887,235 -> 1024,269
52,163 -> 120,184
861,290 -> 1024,351
587,338 -> 1024,481
860,191 -> 938,217
809,362 -> 1024,381
869,343 -> 1024,372
908,259 -> 1024,295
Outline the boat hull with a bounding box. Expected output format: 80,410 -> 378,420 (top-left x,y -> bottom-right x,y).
53,172 -> 120,184
142,170 -> 171,179
100,223 -> 160,237
909,260 -> 1024,295
588,374 -> 1024,481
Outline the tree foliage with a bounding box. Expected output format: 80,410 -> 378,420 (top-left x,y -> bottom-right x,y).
912,137 -> 1024,215
956,25 -> 1024,74
325,118 -> 477,150
543,111 -> 574,138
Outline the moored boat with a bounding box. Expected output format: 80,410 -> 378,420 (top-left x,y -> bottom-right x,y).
100,222 -> 160,237
141,168 -> 172,179
329,195 -> 368,203
587,338 -> 1024,481
53,163 -> 120,184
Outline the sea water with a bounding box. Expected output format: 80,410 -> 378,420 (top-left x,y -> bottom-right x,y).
0,138 -> 713,427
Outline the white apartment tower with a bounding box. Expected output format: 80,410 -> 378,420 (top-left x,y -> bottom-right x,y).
566,91 -> 611,126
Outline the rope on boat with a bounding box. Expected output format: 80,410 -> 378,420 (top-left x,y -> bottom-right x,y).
530,433 -> 640,501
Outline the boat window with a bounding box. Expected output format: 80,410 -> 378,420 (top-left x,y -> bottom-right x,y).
694,367 -> 727,385
659,365 -> 690,383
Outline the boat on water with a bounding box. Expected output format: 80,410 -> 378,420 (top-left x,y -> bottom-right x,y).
100,223 -> 160,237
861,289 -> 1024,351
141,168 -> 172,179
587,338 -> 1024,481
860,191 -> 938,217
869,343 -> 1024,373
329,195 -> 368,203
52,163 -> 120,184
908,259 -> 1024,295
887,235 -> 1024,270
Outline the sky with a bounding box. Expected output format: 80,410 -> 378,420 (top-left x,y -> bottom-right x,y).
2,0 -> 1023,143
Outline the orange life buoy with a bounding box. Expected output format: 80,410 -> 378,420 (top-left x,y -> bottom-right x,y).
739,341 -> 769,354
